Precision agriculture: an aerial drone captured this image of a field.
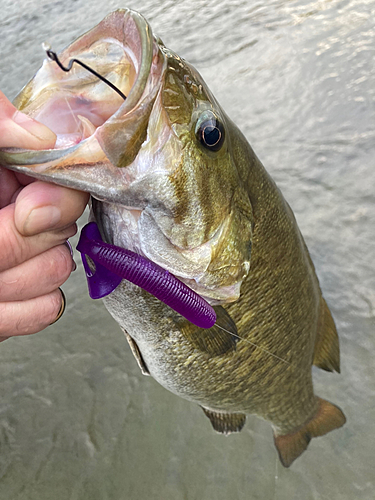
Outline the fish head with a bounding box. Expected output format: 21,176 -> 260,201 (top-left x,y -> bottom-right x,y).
0,9 -> 253,304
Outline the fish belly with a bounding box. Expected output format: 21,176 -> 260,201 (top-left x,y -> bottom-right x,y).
103,280 -> 318,433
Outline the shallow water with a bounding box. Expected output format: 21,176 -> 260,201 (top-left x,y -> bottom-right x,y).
0,0 -> 374,499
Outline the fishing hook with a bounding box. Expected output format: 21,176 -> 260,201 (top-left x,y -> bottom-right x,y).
44,46 -> 127,101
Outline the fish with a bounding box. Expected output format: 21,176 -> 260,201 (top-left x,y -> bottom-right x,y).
0,9 -> 346,467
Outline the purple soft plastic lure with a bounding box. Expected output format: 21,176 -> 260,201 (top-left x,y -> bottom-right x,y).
76,222 -> 217,329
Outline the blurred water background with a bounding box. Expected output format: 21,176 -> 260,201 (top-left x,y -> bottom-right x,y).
0,0 -> 374,498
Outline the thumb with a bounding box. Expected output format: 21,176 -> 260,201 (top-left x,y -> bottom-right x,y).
0,91 -> 56,150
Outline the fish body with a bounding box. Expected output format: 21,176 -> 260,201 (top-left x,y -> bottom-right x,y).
0,9 -> 345,466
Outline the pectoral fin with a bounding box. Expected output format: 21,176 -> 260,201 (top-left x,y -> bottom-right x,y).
313,297 -> 340,373
201,407 -> 247,435
274,397 -> 346,467
174,306 -> 238,356
122,328 -> 150,376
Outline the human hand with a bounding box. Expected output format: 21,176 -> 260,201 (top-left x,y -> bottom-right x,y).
0,90 -> 89,341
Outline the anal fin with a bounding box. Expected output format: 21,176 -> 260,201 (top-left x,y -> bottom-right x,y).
201,407 -> 246,435
122,329 -> 150,376
274,397 -> 346,467
313,297 -> 340,373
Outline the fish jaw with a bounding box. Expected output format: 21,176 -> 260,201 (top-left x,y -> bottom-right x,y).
0,9 -> 165,200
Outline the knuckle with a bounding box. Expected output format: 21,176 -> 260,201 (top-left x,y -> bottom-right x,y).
43,246 -> 73,288
0,245 -> 73,302
0,275 -> 25,300
44,290 -> 63,325
0,302 -> 30,336
0,303 -> 14,335
24,292 -> 62,332
0,219 -> 25,270
0,290 -> 63,336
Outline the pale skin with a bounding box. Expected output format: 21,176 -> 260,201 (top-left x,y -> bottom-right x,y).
0,90 -> 89,341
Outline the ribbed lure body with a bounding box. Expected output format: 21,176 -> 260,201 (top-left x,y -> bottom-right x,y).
77,222 -> 216,329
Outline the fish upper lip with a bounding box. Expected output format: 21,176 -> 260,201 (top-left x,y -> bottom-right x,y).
54,9 -> 156,150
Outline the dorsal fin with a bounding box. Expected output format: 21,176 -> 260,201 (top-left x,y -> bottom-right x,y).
201,407 -> 247,435
313,297 -> 340,373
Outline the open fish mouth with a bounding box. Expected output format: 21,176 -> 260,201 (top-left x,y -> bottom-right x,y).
0,9 -> 163,199
34,38 -> 135,151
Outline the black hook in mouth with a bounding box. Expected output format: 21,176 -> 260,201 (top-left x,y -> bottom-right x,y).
45,48 -> 127,101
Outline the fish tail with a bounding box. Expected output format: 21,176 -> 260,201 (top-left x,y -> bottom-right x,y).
273,397 -> 346,468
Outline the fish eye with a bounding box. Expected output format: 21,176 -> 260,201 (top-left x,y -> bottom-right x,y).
195,111 -> 225,152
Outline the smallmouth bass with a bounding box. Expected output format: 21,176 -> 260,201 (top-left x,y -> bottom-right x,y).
0,9 -> 346,467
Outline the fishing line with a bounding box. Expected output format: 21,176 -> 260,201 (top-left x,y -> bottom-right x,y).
63,94 -> 81,132
273,453 -> 279,500
43,44 -> 127,101
215,323 -> 290,365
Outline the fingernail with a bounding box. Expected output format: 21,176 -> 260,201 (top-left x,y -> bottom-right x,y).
13,111 -> 56,146
64,240 -> 73,256
64,240 -> 77,271
23,205 -> 61,235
